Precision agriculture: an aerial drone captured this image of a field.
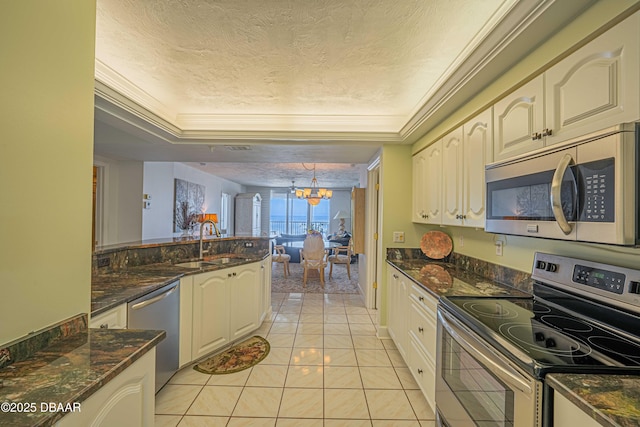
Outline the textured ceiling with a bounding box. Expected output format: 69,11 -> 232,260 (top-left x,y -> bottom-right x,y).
93,0 -> 594,187
95,0 -> 505,121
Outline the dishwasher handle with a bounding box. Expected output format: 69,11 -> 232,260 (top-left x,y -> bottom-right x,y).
130,283 -> 179,311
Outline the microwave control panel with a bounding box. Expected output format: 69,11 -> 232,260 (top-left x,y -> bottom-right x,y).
577,158 -> 615,222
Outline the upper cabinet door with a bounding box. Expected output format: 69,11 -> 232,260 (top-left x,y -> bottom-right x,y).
493,75 -> 545,161
441,127 -> 464,226
463,108 -> 493,228
423,140 -> 443,225
412,153 -> 428,223
545,11 -> 640,146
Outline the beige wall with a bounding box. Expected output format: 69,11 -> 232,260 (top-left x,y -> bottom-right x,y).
0,2 -> 95,345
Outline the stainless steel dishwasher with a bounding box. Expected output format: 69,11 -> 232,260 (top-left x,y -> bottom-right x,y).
128,280 -> 179,392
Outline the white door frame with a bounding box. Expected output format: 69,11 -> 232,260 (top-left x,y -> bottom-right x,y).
364,156 -> 381,311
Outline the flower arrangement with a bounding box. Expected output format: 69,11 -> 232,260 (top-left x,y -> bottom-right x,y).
307,229 -> 322,237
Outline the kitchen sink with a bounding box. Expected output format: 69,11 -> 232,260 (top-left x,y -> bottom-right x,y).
173,261 -> 216,268
207,257 -> 234,265
173,257 -> 252,269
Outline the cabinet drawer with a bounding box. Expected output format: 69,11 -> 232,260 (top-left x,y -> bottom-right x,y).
90,304 -> 127,329
409,284 -> 438,317
409,300 -> 437,361
408,335 -> 436,412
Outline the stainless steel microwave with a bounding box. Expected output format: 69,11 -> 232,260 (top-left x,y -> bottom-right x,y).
485,123 -> 639,245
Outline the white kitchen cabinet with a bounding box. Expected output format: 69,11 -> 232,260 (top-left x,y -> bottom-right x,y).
412,152 -> 427,223
408,335 -> 437,413
553,392 -> 601,427
55,350 -> 155,427
387,265 -> 409,358
545,11 -> 640,146
229,263 -> 261,341
260,255 -> 272,323
462,109 -> 492,227
493,75 -> 545,161
191,268 -> 231,360
182,261 -> 263,365
89,304 -> 127,329
494,12 -> 640,161
412,140 -> 443,224
441,127 -> 464,226
407,283 -> 438,412
421,109 -> 491,228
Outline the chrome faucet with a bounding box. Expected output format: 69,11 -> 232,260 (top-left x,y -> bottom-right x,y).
199,220 -> 221,259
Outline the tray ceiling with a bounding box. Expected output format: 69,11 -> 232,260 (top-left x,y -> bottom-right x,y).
93,0 -> 594,186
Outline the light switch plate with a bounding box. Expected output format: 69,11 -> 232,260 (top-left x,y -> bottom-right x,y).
393,231 -> 405,243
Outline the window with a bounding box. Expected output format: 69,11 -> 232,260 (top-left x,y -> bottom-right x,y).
270,191 -> 330,235
220,193 -> 230,234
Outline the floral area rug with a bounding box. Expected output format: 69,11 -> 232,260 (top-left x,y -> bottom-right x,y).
271,260 -> 359,294
193,336 -> 270,375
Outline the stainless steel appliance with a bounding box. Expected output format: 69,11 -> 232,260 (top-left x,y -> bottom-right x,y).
436,252 -> 640,427
128,281 -> 180,392
485,123 -> 639,245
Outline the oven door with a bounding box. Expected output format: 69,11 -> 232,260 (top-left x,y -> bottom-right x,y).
436,308 -> 542,427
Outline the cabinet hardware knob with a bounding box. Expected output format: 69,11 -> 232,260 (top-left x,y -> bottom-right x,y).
531,132 -> 542,141
393,274 -> 398,279
542,128 -> 553,137
100,323 -> 108,329
228,273 -> 232,278
232,272 -> 237,277
417,369 -> 423,374
418,327 -> 424,333
418,296 -> 424,302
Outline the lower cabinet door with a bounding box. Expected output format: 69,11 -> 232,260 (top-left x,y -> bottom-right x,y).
192,270 -> 230,360
408,336 -> 436,413
55,350 -> 155,427
230,264 -> 261,341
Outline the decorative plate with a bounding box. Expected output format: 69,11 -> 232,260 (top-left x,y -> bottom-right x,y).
420,264 -> 453,289
420,231 -> 453,259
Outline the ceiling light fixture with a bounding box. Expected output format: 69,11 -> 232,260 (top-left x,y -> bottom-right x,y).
296,164 -> 332,206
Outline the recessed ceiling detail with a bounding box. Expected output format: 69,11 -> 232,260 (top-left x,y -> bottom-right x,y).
93,0 -> 595,186
95,0 -> 512,136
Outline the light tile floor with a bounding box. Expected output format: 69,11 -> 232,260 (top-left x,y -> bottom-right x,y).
156,292 -> 436,426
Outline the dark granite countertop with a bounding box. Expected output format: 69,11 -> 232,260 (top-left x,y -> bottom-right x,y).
92,255 -> 266,315
386,258 -> 531,299
547,373 -> 640,427
0,328 -> 165,427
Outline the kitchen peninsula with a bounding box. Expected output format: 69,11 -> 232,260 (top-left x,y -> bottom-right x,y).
0,236 -> 271,427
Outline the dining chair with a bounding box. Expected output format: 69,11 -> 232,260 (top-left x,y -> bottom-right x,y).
299,238 -> 328,287
273,245 -> 291,277
328,240 -> 352,279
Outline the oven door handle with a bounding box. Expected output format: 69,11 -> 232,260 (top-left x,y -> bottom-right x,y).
550,153 -> 574,235
441,311 -> 533,394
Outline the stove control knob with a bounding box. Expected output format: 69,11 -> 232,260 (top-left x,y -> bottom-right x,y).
535,332 -> 545,342
545,338 -> 556,348
545,263 -> 558,272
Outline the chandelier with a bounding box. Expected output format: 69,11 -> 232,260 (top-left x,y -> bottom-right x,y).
296,164 -> 333,206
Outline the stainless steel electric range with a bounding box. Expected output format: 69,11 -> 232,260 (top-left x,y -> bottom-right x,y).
436,252 -> 640,427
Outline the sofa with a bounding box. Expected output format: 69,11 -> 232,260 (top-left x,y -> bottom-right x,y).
274,233 -> 307,245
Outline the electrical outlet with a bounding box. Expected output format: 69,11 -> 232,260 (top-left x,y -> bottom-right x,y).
495,240 -> 503,256
458,235 -> 464,247
393,231 -> 405,243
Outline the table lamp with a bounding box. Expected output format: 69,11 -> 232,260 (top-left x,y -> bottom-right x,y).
333,210 -> 350,235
